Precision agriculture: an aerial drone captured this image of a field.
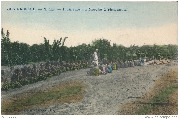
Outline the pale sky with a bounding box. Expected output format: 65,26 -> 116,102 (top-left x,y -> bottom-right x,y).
1,1 -> 178,47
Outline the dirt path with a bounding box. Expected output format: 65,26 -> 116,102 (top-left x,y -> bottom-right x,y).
118,63 -> 178,115
1,62 -> 177,115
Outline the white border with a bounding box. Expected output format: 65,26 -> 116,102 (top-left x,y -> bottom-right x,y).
0,0 -> 179,119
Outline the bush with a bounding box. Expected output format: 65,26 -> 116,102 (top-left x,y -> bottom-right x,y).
1,61 -> 92,91
13,81 -> 22,88
2,82 -> 9,91
19,79 -> 29,85
89,68 -> 99,76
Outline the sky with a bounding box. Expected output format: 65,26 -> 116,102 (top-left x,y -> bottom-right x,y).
1,1 -> 178,47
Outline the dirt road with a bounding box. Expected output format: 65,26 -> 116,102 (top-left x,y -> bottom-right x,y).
1,61 -> 177,115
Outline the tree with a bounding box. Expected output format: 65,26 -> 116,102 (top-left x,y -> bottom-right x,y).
92,39 -> 111,61
44,37 -> 52,61
1,28 -> 178,66
1,29 -> 12,66
52,39 -> 61,60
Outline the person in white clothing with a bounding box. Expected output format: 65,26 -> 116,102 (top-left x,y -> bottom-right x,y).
93,49 -> 99,66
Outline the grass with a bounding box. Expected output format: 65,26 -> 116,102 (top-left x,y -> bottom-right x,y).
2,81 -> 84,114
118,67 -> 178,115
137,84 -> 177,115
136,68 -> 178,115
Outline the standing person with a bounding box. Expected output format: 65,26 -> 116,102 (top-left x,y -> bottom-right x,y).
93,49 -> 99,67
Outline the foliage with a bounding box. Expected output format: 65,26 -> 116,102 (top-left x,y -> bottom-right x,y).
1,28 -> 178,66
137,84 -> 177,115
2,84 -> 83,114
92,68 -> 100,76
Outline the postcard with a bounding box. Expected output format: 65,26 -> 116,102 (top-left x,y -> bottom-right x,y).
1,1 -> 178,117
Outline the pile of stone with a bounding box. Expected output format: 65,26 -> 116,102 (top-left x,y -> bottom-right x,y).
150,59 -> 170,65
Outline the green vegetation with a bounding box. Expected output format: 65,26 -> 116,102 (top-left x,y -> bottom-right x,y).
1,28 -> 178,66
2,79 -> 39,91
2,72 -> 52,91
2,84 -> 83,114
136,83 -> 177,115
92,68 -> 100,76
